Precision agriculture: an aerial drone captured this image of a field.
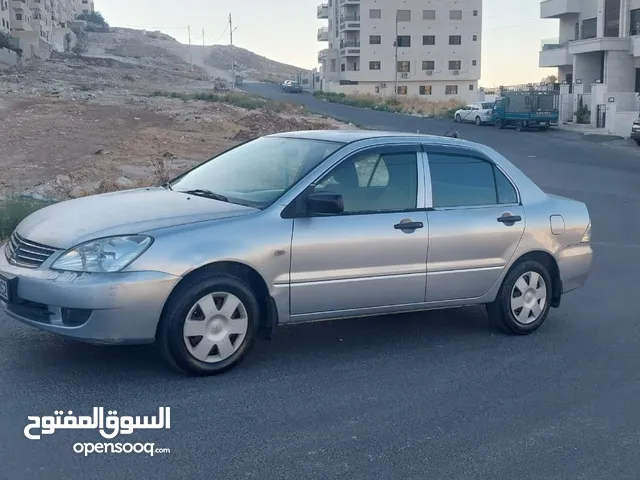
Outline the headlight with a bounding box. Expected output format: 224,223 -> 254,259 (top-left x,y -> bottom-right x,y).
51,235 -> 153,273
581,223 -> 591,243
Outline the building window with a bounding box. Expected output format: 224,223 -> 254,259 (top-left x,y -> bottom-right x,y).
397,61 -> 410,73
396,35 -> 411,47
341,64 -> 345,71
369,9 -> 381,19
423,35 -> 435,45
369,35 -> 381,45
396,9 -> 411,22
369,61 -> 381,70
449,35 -> 462,45
16,13 -> 22,20
631,8 -> 640,35
469,84 -> 474,91
581,18 -> 597,39
472,60 -> 477,66
423,9 -> 436,20
375,86 -> 380,93
396,86 -> 408,95
330,59 -> 336,72
450,10 -> 463,20
419,85 -> 432,95
445,85 -> 458,95
449,60 -> 461,70
422,60 -> 435,70
473,34 -> 478,41
473,10 -> 478,16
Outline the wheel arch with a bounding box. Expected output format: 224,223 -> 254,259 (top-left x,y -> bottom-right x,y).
157,261 -> 278,341
505,250 -> 562,308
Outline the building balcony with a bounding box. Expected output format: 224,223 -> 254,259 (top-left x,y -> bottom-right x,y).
540,0 -> 581,19
539,39 -> 572,66
339,42 -> 360,57
339,14 -> 360,31
317,3 -> 328,19
631,36 -> 640,57
317,27 -> 328,41
339,0 -> 359,4
568,36 -> 630,54
12,0 -> 29,10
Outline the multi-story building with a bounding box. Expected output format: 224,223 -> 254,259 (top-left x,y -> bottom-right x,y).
317,0 -> 483,102
74,0 -> 94,15
1,0 -> 11,35
539,0 -> 640,132
8,0 -> 78,58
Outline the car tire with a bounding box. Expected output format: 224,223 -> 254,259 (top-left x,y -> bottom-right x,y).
635,139 -> 640,146
156,271 -> 260,376
475,116 -> 482,126
516,121 -> 524,132
494,119 -> 503,129
455,114 -> 462,123
486,260 -> 553,336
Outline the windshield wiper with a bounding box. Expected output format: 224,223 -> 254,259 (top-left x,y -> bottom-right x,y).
178,189 -> 229,202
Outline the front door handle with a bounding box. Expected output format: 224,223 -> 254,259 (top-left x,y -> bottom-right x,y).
497,214 -> 522,224
394,221 -> 424,230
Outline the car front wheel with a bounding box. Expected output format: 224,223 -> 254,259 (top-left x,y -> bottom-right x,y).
157,271 -> 259,376
455,114 -> 462,123
486,260 -> 552,335
475,116 -> 482,126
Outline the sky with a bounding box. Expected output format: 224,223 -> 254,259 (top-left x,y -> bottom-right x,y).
94,0 -> 559,87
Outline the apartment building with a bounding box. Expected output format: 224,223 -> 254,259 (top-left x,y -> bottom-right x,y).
74,0 -> 94,15
7,0 -> 80,58
317,0 -> 483,102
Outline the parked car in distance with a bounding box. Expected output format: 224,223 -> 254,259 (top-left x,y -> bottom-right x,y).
454,102 -> 495,126
281,80 -> 292,91
0,130 -> 593,376
631,117 -> 640,145
284,81 -> 303,93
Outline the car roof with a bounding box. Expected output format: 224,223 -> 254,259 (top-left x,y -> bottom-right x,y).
270,129 -> 483,148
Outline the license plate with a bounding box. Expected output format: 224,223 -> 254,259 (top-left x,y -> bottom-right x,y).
0,275 -> 10,303
540,122 -> 547,126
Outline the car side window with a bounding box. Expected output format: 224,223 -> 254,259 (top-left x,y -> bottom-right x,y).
428,152 -> 518,208
315,150 -> 418,213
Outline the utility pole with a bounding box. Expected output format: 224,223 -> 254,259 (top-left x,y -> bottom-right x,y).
202,28 -> 205,66
393,12 -> 398,99
187,25 -> 192,71
229,13 -> 235,91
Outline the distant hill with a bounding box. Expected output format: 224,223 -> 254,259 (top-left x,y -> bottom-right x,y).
205,45 -> 306,84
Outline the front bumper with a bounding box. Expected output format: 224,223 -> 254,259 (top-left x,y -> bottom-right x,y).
0,244 -> 180,344
557,243 -> 593,294
630,128 -> 640,140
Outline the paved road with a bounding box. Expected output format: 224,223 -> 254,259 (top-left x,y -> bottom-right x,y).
1,83 -> 640,480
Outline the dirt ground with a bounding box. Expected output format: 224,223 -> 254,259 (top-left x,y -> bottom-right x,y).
0,29 -> 349,200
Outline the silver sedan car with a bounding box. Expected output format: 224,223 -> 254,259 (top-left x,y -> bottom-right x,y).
0,130 -> 593,376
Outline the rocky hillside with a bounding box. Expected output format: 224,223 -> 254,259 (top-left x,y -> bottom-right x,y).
205,45 -> 305,83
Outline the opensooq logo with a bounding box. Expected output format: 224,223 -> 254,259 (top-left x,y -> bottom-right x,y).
24,407 -> 171,440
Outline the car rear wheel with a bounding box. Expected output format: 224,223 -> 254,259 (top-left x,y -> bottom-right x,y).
455,114 -> 462,123
516,121 -> 524,132
635,139 -> 640,146
156,271 -> 259,376
486,260 -> 552,335
475,116 -> 482,126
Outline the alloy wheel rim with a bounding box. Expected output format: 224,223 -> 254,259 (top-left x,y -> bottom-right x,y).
510,272 -> 547,325
183,292 -> 248,363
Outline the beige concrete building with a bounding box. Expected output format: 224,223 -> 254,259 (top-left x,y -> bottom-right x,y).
74,0 -> 93,15
539,0 -> 640,135
317,0 -> 483,102
9,0 -> 79,58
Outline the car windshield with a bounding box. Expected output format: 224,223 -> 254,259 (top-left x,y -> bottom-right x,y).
482,103 -> 494,109
169,136 -> 344,209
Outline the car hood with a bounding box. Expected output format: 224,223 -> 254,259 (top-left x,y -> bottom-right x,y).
16,187 -> 259,249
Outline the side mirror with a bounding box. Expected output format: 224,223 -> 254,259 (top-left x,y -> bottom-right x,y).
306,192 -> 344,215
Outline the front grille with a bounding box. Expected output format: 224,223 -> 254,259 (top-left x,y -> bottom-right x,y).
4,231 -> 57,269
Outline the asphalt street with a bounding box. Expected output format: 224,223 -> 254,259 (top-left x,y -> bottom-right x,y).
1,83 -> 640,480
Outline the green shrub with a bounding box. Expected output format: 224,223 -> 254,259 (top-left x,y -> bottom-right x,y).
150,90 -> 291,112
0,197 -> 53,241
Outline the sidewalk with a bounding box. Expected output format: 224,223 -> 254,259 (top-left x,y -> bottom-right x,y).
555,122 -> 617,136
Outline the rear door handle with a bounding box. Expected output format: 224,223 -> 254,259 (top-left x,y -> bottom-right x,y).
394,221 -> 424,230
497,215 -> 522,224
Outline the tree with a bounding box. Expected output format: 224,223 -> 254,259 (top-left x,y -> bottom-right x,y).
542,74 -> 558,84
77,11 -> 108,27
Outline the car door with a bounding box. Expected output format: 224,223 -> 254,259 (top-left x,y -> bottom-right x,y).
288,144 -> 429,318
423,145 -> 525,303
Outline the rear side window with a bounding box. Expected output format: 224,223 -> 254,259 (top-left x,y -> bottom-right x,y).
428,152 -> 518,208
